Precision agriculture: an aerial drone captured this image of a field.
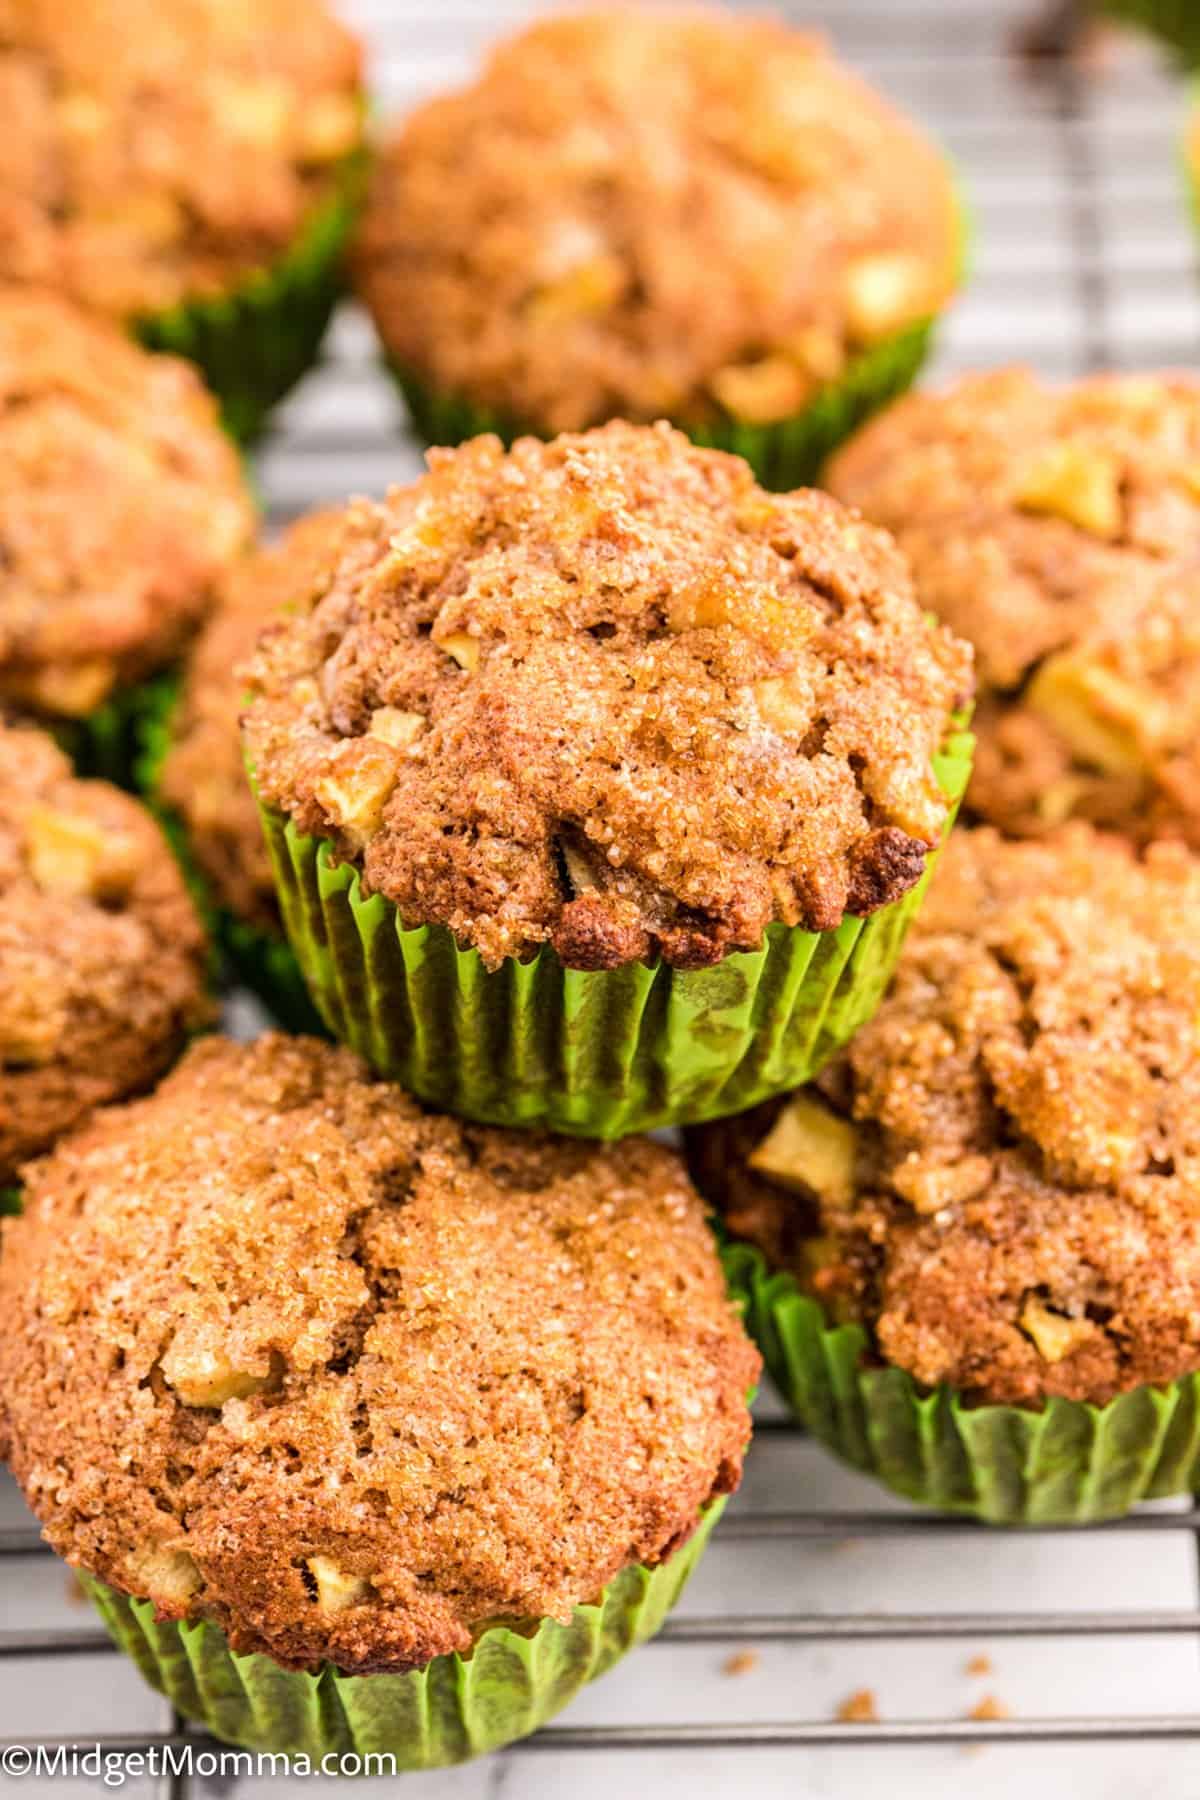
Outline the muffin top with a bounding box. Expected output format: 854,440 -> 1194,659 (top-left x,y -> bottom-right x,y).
355,10 -> 960,435
160,512 -> 347,933
0,1032 -> 758,1674
827,368 -> 1200,845
0,0 -> 363,320
689,825 -> 1200,1408
0,724 -> 211,1184
242,422 -> 972,971
0,289 -> 254,722
969,559 -> 1200,846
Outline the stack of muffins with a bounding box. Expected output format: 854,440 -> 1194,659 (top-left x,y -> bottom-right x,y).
3,0 -> 1200,1774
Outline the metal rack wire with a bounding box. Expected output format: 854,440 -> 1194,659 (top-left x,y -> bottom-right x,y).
5,0 -> 1200,1784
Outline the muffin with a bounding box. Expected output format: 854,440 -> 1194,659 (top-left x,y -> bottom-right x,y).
354,9 -> 962,488
0,287 -> 255,777
145,514 -> 347,1031
827,368 -> 1200,847
0,0 -> 366,439
0,1032 -> 758,1766
0,723 -> 211,1192
689,824 -> 1200,1524
241,421 -> 973,1137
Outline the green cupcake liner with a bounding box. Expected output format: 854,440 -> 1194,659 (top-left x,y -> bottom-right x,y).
0,1187 -> 21,1217
1101,0 -> 1200,63
48,672 -> 180,790
134,680 -> 325,1033
391,321 -> 933,492
722,1240 -> 1200,1525
251,727 -> 972,1138
83,1500 -> 721,1767
220,914 -> 330,1036
135,151 -> 365,443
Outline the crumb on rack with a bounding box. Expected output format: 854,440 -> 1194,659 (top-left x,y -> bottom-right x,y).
965,1653 -> 994,1677
722,1650 -> 761,1678
836,1689 -> 879,1724
969,1694 -> 1011,1721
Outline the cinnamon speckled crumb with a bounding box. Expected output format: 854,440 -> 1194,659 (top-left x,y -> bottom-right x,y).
0,1034 -> 758,1676
0,290 -> 253,721
0,723 -> 212,1183
828,368 -> 1200,849
355,10 -> 959,436
689,823 -> 1200,1409
243,422 -> 970,970
0,0 -> 362,318
161,511 -> 347,932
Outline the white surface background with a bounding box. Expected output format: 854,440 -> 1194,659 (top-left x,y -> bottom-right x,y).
6,0 -> 1200,1794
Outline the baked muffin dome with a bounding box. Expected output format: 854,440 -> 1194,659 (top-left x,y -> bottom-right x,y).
0,288 -> 254,726
159,512 -> 346,935
0,1032 -> 758,1674
690,824 -> 1200,1409
242,422 -> 971,972
827,368 -> 1200,846
0,0 -> 362,321
355,9 -> 960,437
0,723 -> 211,1183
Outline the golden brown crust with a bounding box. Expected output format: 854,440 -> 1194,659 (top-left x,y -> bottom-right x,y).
0,724 -> 212,1182
354,10 -> 960,435
0,289 -> 254,720
0,1033 -> 758,1673
160,513 -> 348,932
0,0 -> 363,319
241,423 -> 971,970
967,561 -> 1200,846
827,368 -> 1200,847
688,825 -> 1200,1408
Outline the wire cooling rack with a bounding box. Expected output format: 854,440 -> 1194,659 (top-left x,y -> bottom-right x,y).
5,3 -> 1200,1795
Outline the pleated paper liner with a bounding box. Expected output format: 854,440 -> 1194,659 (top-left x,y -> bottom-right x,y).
252,726 -> 972,1139
391,320 -> 932,493
43,672 -> 180,790
83,1500 -> 722,1768
135,679 -> 325,1034
135,150 -> 366,444
219,917 -> 331,1036
723,1241 -> 1200,1525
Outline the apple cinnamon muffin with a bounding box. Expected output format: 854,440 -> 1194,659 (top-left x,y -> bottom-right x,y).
0,287 -> 254,774
0,723 -> 211,1187
241,420 -> 973,1135
355,9 -> 962,486
0,0 -> 366,436
0,1031 -> 758,1765
690,823 -> 1200,1522
828,369 -> 1200,847
149,512 -> 349,1027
